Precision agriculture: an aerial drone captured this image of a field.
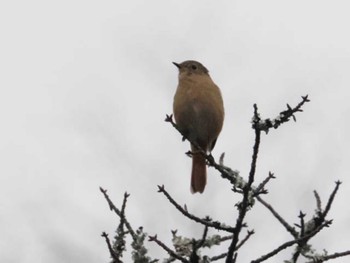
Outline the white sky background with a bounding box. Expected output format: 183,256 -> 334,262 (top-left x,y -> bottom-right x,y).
1,0 -> 349,262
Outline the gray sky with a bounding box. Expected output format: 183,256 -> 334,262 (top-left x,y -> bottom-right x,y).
1,0 -> 349,262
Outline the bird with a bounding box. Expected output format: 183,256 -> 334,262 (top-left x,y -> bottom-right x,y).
173,60 -> 224,193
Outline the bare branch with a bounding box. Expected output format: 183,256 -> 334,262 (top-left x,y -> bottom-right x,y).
314,190 -> 322,212
195,226 -> 209,249
305,250 -> 350,262
236,230 -> 255,251
256,196 -> 299,238
251,220 -> 331,263
322,181 -> 342,219
157,185 -> 235,233
255,95 -> 310,133
149,235 -> 189,263
297,211 -> 307,237
254,172 -> 275,196
100,187 -> 136,240
113,192 -> 130,259
211,253 -> 228,261
101,232 -> 121,263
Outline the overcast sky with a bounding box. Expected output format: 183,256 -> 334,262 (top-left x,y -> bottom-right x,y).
1,0 -> 349,262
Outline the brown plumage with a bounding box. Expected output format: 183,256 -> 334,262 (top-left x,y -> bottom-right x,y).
173,60 -> 224,193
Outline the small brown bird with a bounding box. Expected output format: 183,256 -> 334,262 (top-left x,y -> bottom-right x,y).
173,60 -> 224,193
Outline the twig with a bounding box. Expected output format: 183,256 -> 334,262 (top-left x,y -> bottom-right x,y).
322,181 -> 341,219
314,190 -> 322,212
255,95 -> 310,133
305,250 -> 350,262
251,220 -> 331,263
256,196 -> 299,238
211,253 -> 228,261
100,187 -> 136,240
254,172 -> 275,196
101,232 -> 121,262
113,192 -> 129,259
157,185 -> 235,233
149,235 -> 189,263
298,211 -> 307,237
196,226 -> 209,249
236,230 -> 255,251
219,235 -> 234,242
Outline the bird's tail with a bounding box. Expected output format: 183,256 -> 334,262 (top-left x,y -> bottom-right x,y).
191,152 -> 207,193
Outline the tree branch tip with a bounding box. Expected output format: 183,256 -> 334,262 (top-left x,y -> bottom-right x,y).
124,192 -> 130,198
335,180 -> 342,185
302,95 -> 310,102
101,232 -> 108,237
298,211 -> 306,218
99,187 -> 107,193
248,229 -> 255,235
148,235 -> 158,242
253,104 -> 259,115
165,114 -> 173,122
157,185 -> 165,192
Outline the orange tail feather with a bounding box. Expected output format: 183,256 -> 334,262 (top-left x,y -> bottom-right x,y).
191,153 -> 207,193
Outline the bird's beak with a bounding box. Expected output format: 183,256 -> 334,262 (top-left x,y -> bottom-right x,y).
172,62 -> 181,69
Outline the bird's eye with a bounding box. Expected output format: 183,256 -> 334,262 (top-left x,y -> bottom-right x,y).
191,64 -> 197,70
